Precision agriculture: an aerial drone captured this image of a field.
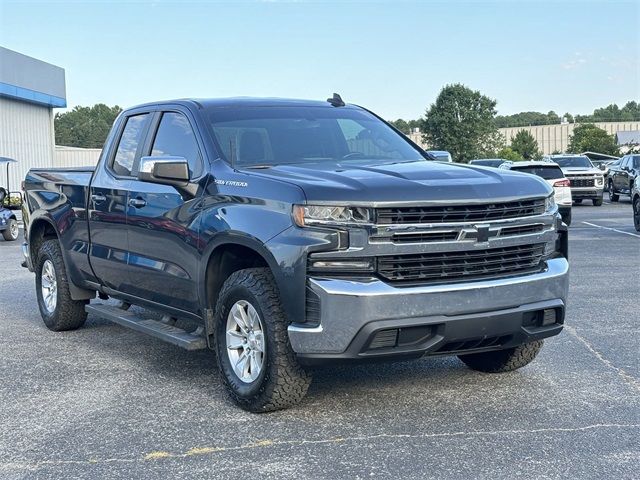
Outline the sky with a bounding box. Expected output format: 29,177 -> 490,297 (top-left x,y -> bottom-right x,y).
1,0 -> 639,119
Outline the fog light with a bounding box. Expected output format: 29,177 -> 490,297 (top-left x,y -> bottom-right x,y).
308,257 -> 375,272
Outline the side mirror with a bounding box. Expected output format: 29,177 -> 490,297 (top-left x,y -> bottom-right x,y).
138,156 -> 190,187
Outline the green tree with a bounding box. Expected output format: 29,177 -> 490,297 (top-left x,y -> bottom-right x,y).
422,84 -> 503,163
563,112 -> 574,123
389,119 -> 410,134
510,129 -> 541,160
567,124 -> 620,156
496,147 -> 523,161
55,104 -> 122,148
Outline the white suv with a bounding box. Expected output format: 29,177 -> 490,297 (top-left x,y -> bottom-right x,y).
500,161 -> 572,225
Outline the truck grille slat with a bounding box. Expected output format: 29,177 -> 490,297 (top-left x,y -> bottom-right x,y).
377,244 -> 546,283
377,199 -> 545,224
567,177 -> 595,188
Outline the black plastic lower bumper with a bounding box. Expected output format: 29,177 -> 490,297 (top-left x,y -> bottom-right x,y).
297,299 -> 564,365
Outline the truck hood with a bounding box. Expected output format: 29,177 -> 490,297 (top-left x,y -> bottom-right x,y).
243,160 -> 552,204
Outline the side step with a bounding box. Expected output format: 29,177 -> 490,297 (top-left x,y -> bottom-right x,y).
86,304 -> 207,351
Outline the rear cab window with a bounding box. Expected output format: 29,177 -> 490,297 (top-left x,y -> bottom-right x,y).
511,165 -> 564,180
111,114 -> 149,176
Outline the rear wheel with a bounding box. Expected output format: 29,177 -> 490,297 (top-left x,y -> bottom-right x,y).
633,196 -> 640,232
458,340 -> 543,373
214,268 -> 311,412
573,199 -> 582,205
609,181 -> 619,202
35,239 -> 87,331
2,218 -> 19,241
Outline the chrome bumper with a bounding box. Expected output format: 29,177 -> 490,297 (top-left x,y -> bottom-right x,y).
288,257 -> 569,355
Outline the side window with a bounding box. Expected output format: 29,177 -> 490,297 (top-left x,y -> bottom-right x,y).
151,112 -> 202,177
112,114 -> 149,176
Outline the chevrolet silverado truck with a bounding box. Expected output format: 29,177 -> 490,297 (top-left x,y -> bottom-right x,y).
544,154 -> 604,206
22,96 -> 569,412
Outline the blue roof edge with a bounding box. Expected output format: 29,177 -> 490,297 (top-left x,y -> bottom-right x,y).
0,81 -> 67,108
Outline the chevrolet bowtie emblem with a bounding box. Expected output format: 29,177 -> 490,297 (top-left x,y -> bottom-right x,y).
475,225 -> 491,243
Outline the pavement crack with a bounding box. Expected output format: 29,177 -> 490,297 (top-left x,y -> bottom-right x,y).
2,423 -> 639,472
565,325 -> 640,393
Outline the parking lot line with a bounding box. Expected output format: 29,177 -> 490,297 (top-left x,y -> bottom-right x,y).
581,221 -> 640,238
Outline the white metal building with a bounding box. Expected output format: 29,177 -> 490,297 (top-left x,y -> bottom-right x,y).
0,47 -> 67,192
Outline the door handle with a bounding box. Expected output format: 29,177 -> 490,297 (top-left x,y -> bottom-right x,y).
91,193 -> 106,204
128,198 -> 147,208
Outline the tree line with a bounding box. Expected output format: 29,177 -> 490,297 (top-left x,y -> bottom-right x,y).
391,100 -> 640,133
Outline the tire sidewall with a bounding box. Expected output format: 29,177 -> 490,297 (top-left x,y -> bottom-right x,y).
215,283 -> 274,400
634,198 -> 640,231
35,245 -> 60,328
6,218 -> 19,241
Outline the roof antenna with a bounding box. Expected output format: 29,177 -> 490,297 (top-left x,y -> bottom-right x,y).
327,93 -> 345,107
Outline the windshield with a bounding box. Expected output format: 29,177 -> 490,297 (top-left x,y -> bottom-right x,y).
554,156 -> 593,168
511,165 -> 564,180
207,106 -> 425,168
632,156 -> 640,168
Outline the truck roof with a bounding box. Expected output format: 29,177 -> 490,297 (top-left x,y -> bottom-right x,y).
128,97 -> 358,111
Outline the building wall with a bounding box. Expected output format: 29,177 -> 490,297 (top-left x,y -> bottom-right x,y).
0,96 -> 54,193
500,121 -> 640,155
54,146 -> 102,168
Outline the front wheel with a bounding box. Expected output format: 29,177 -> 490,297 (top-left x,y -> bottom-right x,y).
214,268 -> 311,412
609,182 -> 619,202
633,197 -> 640,232
2,218 -> 19,241
593,197 -> 603,206
458,340 -> 543,373
35,239 -> 87,331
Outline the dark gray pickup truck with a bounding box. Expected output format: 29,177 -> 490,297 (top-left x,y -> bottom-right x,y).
22,96 -> 569,411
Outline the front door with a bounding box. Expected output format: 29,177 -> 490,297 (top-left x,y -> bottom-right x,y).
125,110 -> 205,313
88,112 -> 150,291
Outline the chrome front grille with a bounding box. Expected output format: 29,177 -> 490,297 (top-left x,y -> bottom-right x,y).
377,243 -> 546,284
376,199 -> 545,224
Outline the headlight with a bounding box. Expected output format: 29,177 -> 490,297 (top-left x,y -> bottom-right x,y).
293,205 -> 373,227
595,176 -> 604,187
545,194 -> 557,214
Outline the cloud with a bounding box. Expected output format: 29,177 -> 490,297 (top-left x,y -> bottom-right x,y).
562,52 -> 587,70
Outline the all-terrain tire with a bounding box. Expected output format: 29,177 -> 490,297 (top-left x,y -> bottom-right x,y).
609,182 -> 619,202
214,268 -> 311,412
35,239 -> 87,331
458,340 -> 544,373
2,218 -> 19,241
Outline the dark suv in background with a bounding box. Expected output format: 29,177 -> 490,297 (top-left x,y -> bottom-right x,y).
608,154 -> 640,202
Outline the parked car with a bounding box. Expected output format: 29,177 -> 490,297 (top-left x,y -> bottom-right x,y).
22,96 -> 569,412
607,154 -> 640,202
632,177 -> 640,232
469,159 -> 507,168
426,150 -> 453,162
0,157 -> 20,241
601,158 -> 620,183
499,161 -> 572,225
543,154 -> 604,206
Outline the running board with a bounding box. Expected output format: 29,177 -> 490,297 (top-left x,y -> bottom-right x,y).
86,304 -> 207,350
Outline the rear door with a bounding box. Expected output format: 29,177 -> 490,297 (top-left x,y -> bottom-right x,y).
88,111 -> 151,291
125,109 -> 205,313
616,157 -> 629,191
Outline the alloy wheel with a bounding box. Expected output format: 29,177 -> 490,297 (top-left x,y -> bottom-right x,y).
225,300 -> 265,383
41,259 -> 58,313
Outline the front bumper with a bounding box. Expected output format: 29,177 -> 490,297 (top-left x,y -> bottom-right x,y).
289,257 -> 569,362
571,187 -> 603,200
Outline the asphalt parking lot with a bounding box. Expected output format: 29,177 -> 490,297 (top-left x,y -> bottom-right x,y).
0,201 -> 638,479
